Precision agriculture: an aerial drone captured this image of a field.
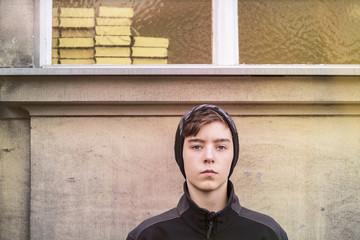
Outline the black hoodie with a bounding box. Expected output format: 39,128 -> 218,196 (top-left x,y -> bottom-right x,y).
126,105 -> 288,240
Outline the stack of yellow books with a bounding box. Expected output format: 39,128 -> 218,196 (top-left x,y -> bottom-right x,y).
132,36 -> 169,64
95,7 -> 133,64
51,6 -> 170,65
58,7 -> 95,64
52,7 -> 59,64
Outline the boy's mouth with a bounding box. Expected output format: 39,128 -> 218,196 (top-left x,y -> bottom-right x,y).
201,169 -> 217,176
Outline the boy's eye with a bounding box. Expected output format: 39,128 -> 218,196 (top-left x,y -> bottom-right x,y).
217,146 -> 226,150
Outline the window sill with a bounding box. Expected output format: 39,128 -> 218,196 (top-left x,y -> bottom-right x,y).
1,64 -> 360,76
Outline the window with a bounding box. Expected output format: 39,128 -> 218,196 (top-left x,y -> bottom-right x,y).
238,0 -> 360,64
40,0 -> 360,68
50,0 -> 213,65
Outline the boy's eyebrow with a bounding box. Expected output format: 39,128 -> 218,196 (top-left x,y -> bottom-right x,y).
187,138 -> 231,143
187,138 -> 206,143
214,138 -> 231,143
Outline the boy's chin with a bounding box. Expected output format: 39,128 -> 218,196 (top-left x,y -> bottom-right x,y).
192,181 -> 226,193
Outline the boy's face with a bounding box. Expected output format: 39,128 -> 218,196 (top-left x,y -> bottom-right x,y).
183,121 -> 233,194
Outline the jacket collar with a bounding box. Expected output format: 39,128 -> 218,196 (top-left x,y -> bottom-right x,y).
177,180 -> 242,237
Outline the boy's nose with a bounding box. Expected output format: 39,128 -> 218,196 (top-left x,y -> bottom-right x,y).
204,147 -> 215,164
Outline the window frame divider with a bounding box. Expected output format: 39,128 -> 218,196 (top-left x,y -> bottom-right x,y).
39,0 -> 52,67
212,0 -> 239,65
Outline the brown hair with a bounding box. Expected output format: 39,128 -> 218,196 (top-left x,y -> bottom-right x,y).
182,108 -> 227,137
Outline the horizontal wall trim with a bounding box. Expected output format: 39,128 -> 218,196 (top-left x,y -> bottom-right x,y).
2,65 -> 360,76
2,75 -> 360,104
23,104 -> 360,117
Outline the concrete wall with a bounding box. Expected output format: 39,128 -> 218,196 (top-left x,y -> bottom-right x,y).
0,116 -> 30,240
0,0 -> 34,67
235,116 -> 360,239
0,1 -> 359,239
1,75 -> 360,239
29,116 -> 182,239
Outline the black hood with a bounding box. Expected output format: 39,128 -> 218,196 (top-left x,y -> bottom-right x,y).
174,104 -> 239,178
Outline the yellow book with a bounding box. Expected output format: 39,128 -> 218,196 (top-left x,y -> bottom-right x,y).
60,8 -> 95,18
96,26 -> 131,36
52,38 -> 59,48
96,17 -> 132,26
59,38 -> 94,48
52,59 -> 59,64
52,49 -> 59,58
132,58 -> 168,65
132,47 -> 168,58
61,29 -> 95,38
53,29 -> 60,38
53,8 -> 59,17
95,36 -> 131,46
99,7 -> 133,18
96,57 -> 132,64
95,47 -> 131,57
60,18 -> 95,28
60,59 -> 95,64
133,37 -> 169,48
52,17 -> 59,27
59,49 -> 94,59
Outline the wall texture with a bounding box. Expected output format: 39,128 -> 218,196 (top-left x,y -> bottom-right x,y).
0,118 -> 30,240
1,75 -> 360,240
0,1 -> 359,239
234,116 -> 360,239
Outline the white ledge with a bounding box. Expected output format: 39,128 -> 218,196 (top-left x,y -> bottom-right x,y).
2,65 -> 360,76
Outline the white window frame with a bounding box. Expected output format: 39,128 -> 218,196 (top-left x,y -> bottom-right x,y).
212,0 -> 238,65
36,0 -> 360,76
39,0 -> 238,67
39,0 -> 53,67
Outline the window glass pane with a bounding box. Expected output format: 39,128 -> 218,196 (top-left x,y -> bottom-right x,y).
52,0 -> 212,65
238,0 -> 360,64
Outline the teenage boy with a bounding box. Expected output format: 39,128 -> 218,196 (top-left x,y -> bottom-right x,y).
127,104 -> 288,240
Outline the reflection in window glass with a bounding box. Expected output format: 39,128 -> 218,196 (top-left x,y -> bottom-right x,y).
238,0 -> 360,64
52,0 -> 212,65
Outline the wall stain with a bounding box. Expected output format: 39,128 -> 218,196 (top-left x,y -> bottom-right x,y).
1,148 -> 15,152
67,177 -> 77,183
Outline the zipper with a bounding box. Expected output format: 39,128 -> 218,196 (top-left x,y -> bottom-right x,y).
206,212 -> 216,240
206,220 -> 213,239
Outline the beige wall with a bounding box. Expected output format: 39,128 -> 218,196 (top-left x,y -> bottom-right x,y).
1,1 -> 359,239
29,117 -> 183,239
26,114 -> 360,240
1,75 -> 360,239
234,116 -> 360,239
0,118 -> 30,240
